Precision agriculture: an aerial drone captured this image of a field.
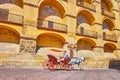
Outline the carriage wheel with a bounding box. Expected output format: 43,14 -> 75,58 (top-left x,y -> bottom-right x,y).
42,60 -> 49,70
66,64 -> 72,71
49,63 -> 58,70
60,63 -> 66,70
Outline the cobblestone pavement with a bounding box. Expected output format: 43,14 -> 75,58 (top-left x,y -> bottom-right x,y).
0,67 -> 120,80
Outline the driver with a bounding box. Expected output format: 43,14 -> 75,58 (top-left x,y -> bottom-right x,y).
60,51 -> 69,62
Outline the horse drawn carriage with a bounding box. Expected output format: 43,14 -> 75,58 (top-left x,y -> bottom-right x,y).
42,54 -> 85,70
42,54 -> 72,70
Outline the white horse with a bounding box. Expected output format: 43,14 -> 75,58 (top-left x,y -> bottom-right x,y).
70,56 -> 85,70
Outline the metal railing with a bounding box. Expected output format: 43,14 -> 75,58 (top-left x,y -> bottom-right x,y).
77,27 -> 97,38
0,8 -> 23,25
76,1 -> 96,11
102,9 -> 115,18
103,32 -> 117,42
37,19 -> 67,32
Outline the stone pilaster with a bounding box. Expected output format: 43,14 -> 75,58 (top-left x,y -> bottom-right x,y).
23,0 -> 38,27
92,21 -> 104,58
92,0 -> 104,59
93,46 -> 104,58
63,41 -> 77,58
21,0 -> 38,55
94,0 -> 101,13
92,25 -> 104,58
116,35 -> 120,59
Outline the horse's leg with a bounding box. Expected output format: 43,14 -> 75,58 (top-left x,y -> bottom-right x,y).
78,62 -> 83,70
79,62 -> 83,70
77,60 -> 81,70
71,62 -> 74,70
78,63 -> 80,70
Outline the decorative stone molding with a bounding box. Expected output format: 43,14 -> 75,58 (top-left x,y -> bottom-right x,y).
19,38 -> 36,54
65,14 -> 77,19
114,28 -> 120,31
93,46 -> 103,48
24,2 -> 38,8
94,0 -> 101,4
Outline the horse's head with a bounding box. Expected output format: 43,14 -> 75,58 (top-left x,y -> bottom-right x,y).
79,56 -> 85,61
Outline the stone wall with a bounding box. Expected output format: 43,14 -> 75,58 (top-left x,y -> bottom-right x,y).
0,42 -> 19,53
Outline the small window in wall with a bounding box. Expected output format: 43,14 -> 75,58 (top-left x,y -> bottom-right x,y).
0,8 -> 9,21
0,0 -> 14,4
48,21 -> 53,29
41,6 -> 59,17
102,22 -> 108,30
78,16 -> 88,24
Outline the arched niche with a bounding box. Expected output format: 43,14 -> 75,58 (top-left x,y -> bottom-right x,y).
77,38 -> 96,50
36,33 -> 65,49
104,43 -> 116,53
0,27 -> 20,53
0,28 -> 20,44
101,0 -> 114,11
77,10 -> 95,26
102,18 -> 115,31
0,0 -> 23,16
38,0 -> 65,19
0,0 -> 23,8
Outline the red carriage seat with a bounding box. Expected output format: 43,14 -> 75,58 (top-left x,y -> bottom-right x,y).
60,57 -> 71,64
47,54 -> 58,64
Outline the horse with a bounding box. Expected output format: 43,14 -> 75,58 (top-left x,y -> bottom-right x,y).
70,56 -> 85,70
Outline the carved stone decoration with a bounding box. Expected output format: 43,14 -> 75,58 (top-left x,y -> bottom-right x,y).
19,39 -> 36,54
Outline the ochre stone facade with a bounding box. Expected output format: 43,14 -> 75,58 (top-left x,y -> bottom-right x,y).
0,0 -> 120,69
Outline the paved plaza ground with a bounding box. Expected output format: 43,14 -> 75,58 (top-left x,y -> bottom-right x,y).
0,67 -> 120,80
